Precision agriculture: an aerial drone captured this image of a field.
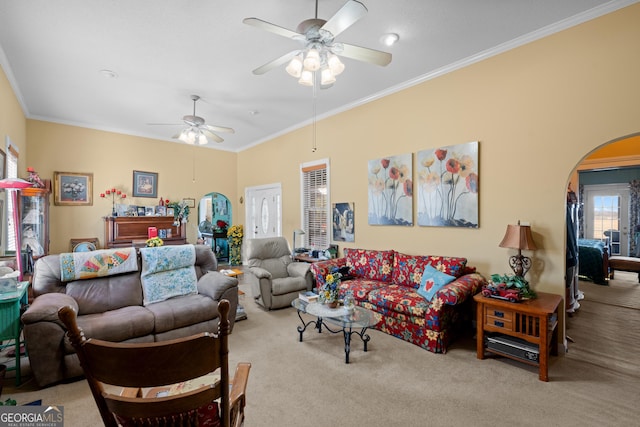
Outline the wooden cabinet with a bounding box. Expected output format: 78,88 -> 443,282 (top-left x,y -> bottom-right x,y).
474,291 -> 562,381
104,216 -> 186,248
20,187 -> 50,259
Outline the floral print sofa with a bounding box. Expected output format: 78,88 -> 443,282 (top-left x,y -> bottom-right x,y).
310,248 -> 487,353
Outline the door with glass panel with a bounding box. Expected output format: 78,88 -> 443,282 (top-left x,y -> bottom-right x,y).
584,184 -> 630,256
245,184 -> 282,239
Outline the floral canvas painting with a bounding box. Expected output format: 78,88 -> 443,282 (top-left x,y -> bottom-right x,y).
417,141 -> 479,228
368,153 -> 413,226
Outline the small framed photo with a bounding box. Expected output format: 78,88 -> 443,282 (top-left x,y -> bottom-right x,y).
132,170 -> 158,198
54,172 -> 93,206
145,206 -> 155,216
137,206 -> 146,217
155,206 -> 166,216
158,229 -> 167,239
183,198 -> 196,208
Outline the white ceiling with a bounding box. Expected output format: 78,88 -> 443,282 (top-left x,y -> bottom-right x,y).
0,0 -> 636,152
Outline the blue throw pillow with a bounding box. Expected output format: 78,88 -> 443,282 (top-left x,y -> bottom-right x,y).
418,264 -> 456,301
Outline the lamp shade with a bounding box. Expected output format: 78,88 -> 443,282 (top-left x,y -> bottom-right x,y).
0,178 -> 32,189
499,223 -> 537,251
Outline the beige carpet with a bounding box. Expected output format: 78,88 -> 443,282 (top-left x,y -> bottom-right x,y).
2,275 -> 639,426
578,271 -> 640,309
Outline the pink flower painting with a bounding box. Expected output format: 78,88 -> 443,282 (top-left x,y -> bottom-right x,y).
368,153 -> 413,225
417,141 -> 479,227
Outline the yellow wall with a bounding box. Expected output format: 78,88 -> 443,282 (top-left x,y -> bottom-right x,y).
238,3 -> 640,303
26,121 -> 238,253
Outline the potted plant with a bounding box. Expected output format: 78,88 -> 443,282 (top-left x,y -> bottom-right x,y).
489,273 -> 537,299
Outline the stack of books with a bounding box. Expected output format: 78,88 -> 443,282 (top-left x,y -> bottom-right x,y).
298,291 -> 319,303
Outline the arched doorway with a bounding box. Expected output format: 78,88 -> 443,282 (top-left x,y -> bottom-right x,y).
197,192 -> 232,262
564,133 -> 640,377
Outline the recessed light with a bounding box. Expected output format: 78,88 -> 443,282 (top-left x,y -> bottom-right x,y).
380,33 -> 399,47
100,69 -> 118,79
249,110 -> 260,116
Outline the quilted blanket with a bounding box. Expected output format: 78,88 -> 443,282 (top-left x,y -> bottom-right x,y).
140,244 -> 197,305
60,247 -> 138,282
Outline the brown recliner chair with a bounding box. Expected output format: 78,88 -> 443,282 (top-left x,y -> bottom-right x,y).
244,237 -> 312,310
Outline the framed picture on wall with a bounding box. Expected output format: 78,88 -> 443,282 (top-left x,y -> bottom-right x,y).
132,170 -> 158,198
53,172 -> 93,206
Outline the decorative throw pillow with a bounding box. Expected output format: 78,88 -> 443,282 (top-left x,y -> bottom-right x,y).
417,264 -> 456,301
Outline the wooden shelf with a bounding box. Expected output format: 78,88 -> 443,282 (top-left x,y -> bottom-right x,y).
104,216 -> 186,248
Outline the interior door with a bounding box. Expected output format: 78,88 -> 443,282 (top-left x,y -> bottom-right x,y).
584,184 -> 630,256
245,184 -> 282,239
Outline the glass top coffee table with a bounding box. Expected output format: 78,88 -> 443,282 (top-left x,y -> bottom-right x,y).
292,298 -> 379,363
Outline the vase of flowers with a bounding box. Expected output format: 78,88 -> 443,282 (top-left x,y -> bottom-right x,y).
145,237 -> 164,247
227,225 -> 243,266
321,267 -> 343,308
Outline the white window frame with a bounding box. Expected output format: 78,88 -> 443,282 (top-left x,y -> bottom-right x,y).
6,137 -> 19,253
300,159 -> 330,249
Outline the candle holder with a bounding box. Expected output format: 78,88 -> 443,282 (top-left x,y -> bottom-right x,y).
100,188 -> 127,216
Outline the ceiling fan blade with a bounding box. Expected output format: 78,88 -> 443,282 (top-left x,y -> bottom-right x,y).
243,17 -> 300,39
321,0 -> 367,39
340,42 -> 392,66
201,129 -> 224,143
252,50 -> 298,75
204,124 -> 235,134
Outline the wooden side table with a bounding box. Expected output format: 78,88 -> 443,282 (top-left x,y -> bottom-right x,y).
474,291 -> 562,381
0,281 -> 30,385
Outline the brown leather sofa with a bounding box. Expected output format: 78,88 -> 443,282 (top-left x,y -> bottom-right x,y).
21,244 -> 238,388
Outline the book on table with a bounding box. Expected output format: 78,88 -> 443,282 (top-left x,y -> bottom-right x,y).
299,291 -> 319,303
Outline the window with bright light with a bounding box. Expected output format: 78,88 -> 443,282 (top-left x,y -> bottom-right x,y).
300,160 -> 329,249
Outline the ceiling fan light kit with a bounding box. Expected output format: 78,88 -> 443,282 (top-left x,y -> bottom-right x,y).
157,94 -> 234,145
244,0 -> 391,88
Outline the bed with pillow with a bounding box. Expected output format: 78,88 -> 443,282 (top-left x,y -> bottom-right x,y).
578,238 -> 610,285
310,249 -> 486,353
21,244 -> 238,388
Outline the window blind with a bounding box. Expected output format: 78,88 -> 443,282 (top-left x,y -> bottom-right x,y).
301,161 -> 329,249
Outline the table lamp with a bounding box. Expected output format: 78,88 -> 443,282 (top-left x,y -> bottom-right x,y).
0,178 -> 33,281
292,229 -> 305,258
498,220 -> 537,277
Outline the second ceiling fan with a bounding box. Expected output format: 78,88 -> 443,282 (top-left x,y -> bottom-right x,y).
170,95 -> 234,145
243,0 -> 392,87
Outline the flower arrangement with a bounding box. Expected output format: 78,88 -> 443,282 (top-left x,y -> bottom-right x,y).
321,267 -> 343,306
227,225 -> 243,266
167,200 -> 189,225
146,237 -> 164,247
227,225 -> 243,246
216,220 -> 228,231
100,187 -> 127,216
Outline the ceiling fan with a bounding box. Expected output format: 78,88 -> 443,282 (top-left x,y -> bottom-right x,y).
152,95 -> 234,145
243,0 -> 391,87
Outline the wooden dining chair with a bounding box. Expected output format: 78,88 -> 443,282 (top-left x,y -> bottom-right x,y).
58,299 -> 251,427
